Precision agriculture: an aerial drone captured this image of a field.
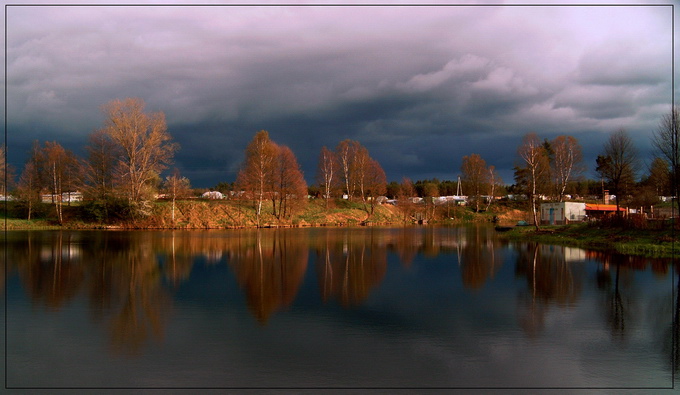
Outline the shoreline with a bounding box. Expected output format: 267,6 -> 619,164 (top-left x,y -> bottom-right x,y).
498,222 -> 678,259
6,201 -> 675,259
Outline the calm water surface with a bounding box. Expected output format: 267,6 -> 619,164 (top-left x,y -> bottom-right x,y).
2,226 -> 676,391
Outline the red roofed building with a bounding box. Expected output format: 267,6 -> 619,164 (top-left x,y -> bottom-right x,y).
585,204 -> 627,219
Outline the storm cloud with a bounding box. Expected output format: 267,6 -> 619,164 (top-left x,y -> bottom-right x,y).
5,3 -> 675,187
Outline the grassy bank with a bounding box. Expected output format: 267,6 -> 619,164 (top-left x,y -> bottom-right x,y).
4,218 -> 64,230
3,199 -> 528,230
2,199 -> 407,230
500,222 -> 679,258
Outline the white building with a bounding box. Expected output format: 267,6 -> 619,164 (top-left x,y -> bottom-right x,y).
540,202 -> 586,225
41,191 -> 83,203
202,191 -> 224,200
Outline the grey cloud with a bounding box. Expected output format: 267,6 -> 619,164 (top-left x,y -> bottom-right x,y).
576,41 -> 671,87
399,55 -> 491,93
5,4 -> 675,187
553,85 -> 637,120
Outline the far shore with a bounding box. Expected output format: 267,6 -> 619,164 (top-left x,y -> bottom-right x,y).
4,200 -> 677,259
498,221 -> 678,259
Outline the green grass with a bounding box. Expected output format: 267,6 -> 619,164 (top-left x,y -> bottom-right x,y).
501,222 -> 679,258
4,218 -> 62,230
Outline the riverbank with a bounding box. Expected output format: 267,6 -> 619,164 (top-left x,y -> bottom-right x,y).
499,222 -> 679,258
3,199 -> 528,230
4,199 -> 404,230
5,201 -> 677,259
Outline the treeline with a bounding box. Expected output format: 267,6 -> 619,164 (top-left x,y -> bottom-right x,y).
511,122 -> 677,228
1,97 -> 390,225
5,98 -> 180,224
2,96 -> 678,227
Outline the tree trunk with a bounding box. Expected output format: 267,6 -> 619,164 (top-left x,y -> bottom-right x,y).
531,167 -> 540,231
171,196 -> 176,224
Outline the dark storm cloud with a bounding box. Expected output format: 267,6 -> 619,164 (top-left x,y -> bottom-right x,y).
5,3 -> 675,187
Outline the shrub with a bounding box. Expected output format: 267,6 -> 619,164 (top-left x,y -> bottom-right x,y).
80,199 -> 136,223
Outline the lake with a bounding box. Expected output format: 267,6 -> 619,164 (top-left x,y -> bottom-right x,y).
2,226 -> 676,391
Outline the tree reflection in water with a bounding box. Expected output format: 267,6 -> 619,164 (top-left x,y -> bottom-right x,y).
515,242 -> 584,338
458,226 -> 503,290
104,233 -> 171,356
5,227 -> 674,366
228,230 -> 308,325
10,231 -> 172,356
313,229 -> 387,307
592,251 -> 642,343
17,232 -> 85,311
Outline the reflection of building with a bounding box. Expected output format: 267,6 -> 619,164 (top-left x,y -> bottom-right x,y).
540,202 -> 586,225
40,245 -> 82,261
563,247 -> 585,262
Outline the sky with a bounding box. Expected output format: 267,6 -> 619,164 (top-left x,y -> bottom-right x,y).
4,1 -> 677,188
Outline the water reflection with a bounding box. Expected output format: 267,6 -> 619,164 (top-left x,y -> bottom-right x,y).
313,230 -> 387,307
458,226 -> 503,290
228,231 -> 308,324
514,243 -> 585,338
3,227 -> 675,370
6,232 -> 172,356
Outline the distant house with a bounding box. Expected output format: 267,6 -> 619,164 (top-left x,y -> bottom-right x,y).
201,191 -> 224,200
41,191 -> 83,204
540,202 -> 586,225
434,195 -> 468,205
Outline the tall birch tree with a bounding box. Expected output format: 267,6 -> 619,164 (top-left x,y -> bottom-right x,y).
552,135 -> 584,201
336,140 -> 359,200
162,169 -> 191,224
236,130 -> 278,225
43,142 -> 81,224
316,146 -> 336,208
518,133 -> 549,230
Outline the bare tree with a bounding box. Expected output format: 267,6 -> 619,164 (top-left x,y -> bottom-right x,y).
398,177 -> 416,222
646,157 -> 671,197
0,145 -> 6,197
42,142 -> 81,224
0,145 -> 16,198
272,145 -> 307,219
236,130 -> 278,225
100,98 -> 178,203
363,158 -> 387,216
518,133 -> 549,230
461,153 -> 490,212
354,145 -> 370,201
596,129 -> 639,217
316,146 -> 336,208
552,135 -> 584,202
162,169 -> 191,224
485,165 -> 502,212
652,106 -> 680,215
336,140 -> 359,200
84,129 -> 120,202
15,142 -> 45,220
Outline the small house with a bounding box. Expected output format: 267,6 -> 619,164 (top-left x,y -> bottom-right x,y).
540,202 -> 586,225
